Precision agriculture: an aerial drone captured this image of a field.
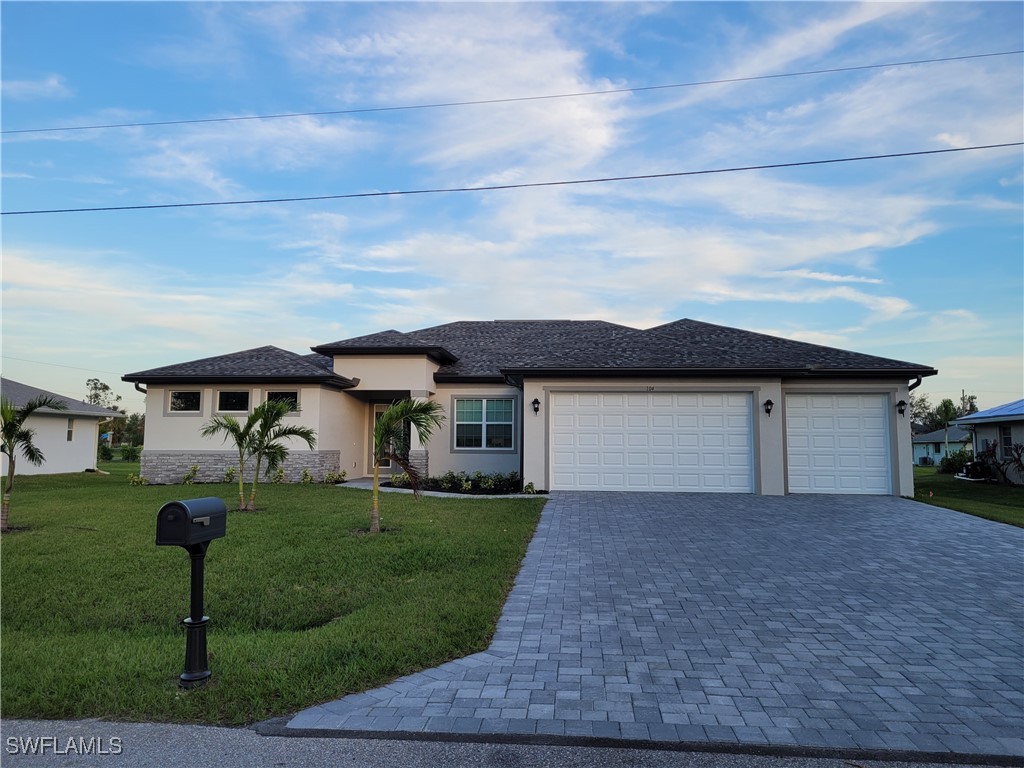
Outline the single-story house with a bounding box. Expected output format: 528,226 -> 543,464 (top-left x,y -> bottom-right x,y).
911,425 -> 972,466
0,377 -> 123,476
954,399 -> 1024,484
122,319 -> 937,496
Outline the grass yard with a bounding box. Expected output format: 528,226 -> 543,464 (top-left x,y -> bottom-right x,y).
913,466 -> 1023,528
1,463 -> 544,725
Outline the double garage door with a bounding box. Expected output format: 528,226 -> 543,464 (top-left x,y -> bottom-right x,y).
549,391 -> 891,494
550,392 -> 755,492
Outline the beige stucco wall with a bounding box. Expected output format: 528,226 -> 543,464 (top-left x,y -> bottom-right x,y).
142,384 -> 325,456
318,388 -> 367,476
0,413 -> 101,476
521,376 -> 914,497
427,384 -> 522,476
335,356 -> 440,394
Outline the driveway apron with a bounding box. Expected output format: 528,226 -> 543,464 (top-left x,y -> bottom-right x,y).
283,493 -> 1024,759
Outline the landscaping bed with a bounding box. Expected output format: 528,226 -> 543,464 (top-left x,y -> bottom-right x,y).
913,466 -> 1023,528
0,462 -> 544,725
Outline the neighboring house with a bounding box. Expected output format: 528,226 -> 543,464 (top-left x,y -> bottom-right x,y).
954,399 -> 1024,484
911,426 -> 972,466
0,377 -> 123,476
122,319 -> 937,496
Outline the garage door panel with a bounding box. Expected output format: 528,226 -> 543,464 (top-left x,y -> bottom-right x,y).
786,394 -> 890,495
550,391 -> 753,492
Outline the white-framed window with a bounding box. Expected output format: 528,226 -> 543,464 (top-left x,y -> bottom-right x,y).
266,390 -> 299,412
454,397 -> 514,450
66,418 -> 74,442
217,390 -> 250,412
169,391 -> 202,413
1000,425 -> 1013,460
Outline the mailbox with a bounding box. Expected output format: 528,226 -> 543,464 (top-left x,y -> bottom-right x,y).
156,497 -> 227,547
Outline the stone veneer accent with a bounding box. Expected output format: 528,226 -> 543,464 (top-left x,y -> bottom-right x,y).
141,450 -> 341,485
406,448 -> 429,480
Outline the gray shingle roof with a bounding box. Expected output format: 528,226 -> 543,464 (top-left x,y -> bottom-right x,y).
125,320 -> 937,389
123,346 -> 354,388
0,377 -> 124,419
911,426 -> 972,443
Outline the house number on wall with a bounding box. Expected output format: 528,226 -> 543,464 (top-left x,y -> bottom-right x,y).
646,386 -> 656,392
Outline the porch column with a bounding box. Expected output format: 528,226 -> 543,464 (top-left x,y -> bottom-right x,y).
407,391 -> 430,478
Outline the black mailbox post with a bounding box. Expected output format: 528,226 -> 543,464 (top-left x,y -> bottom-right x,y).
156,498 -> 227,688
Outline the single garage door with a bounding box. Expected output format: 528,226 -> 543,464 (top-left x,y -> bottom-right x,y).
786,394 -> 891,494
550,392 -> 753,492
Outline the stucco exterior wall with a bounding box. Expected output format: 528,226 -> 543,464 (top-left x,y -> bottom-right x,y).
427,384 -> 522,477
139,384 -> 343,483
335,356 -> 439,394
318,388 -> 366,477
0,413 -> 102,476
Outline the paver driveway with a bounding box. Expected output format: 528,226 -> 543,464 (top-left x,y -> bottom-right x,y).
284,493 -> 1024,759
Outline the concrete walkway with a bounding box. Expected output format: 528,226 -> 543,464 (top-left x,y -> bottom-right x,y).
280,493 -> 1024,762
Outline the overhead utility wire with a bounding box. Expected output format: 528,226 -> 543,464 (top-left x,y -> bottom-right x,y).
3,50 -> 1021,135
4,143 -> 1019,217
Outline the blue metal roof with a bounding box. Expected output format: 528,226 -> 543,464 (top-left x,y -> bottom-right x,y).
954,398 -> 1024,424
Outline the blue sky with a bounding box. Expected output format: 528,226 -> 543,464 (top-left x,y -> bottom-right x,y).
2,1 -> 1022,415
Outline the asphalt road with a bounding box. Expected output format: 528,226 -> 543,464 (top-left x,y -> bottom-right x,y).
2,720 -> 1013,768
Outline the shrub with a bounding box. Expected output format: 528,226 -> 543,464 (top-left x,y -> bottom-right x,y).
120,445 -> 141,462
301,468 -> 314,484
387,470 -> 522,495
223,466 -> 236,483
97,444 -> 113,461
939,447 -> 973,475
271,468 -> 285,484
181,465 -> 199,485
323,470 -> 347,485
523,482 -> 536,494
127,473 -> 148,486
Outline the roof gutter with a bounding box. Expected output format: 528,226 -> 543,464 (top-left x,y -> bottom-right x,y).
498,366 -> 939,379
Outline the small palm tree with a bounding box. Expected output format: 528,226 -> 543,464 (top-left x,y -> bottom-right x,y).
2,394 -> 68,532
202,400 -> 317,511
201,411 -> 258,510
247,400 -> 316,511
370,398 -> 445,534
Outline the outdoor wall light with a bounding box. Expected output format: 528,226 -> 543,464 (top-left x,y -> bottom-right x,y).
896,399 -> 908,417
763,399 -> 774,417
532,398 -> 541,414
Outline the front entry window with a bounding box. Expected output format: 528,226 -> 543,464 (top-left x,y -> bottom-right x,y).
455,397 -> 514,449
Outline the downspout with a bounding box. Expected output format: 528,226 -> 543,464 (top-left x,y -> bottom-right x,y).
907,376 -> 922,392
134,383 -> 147,395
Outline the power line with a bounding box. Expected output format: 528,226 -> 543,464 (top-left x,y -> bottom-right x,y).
2,143 -> 1020,217
3,50 -> 1020,136
1,355 -> 127,376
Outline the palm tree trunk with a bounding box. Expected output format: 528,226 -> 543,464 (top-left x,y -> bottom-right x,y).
370,460 -> 380,534
236,450 -> 246,511
2,460 -> 15,532
248,457 -> 262,511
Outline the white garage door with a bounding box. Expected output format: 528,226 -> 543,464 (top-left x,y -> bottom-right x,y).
786,394 -> 891,494
550,392 -> 753,492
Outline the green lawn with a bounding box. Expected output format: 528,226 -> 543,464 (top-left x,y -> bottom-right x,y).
1,463 -> 544,725
913,466 -> 1024,527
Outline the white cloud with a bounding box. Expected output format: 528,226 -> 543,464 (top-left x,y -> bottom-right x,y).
2,75 -> 72,100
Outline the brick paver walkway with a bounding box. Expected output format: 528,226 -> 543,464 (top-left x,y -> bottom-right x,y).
285,493 -> 1024,759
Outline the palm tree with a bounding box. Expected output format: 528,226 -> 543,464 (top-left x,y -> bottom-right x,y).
246,400 -> 316,511
935,398 -> 959,459
2,394 -> 68,532
202,400 -> 317,511
370,398 -> 445,534
201,410 -> 258,510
